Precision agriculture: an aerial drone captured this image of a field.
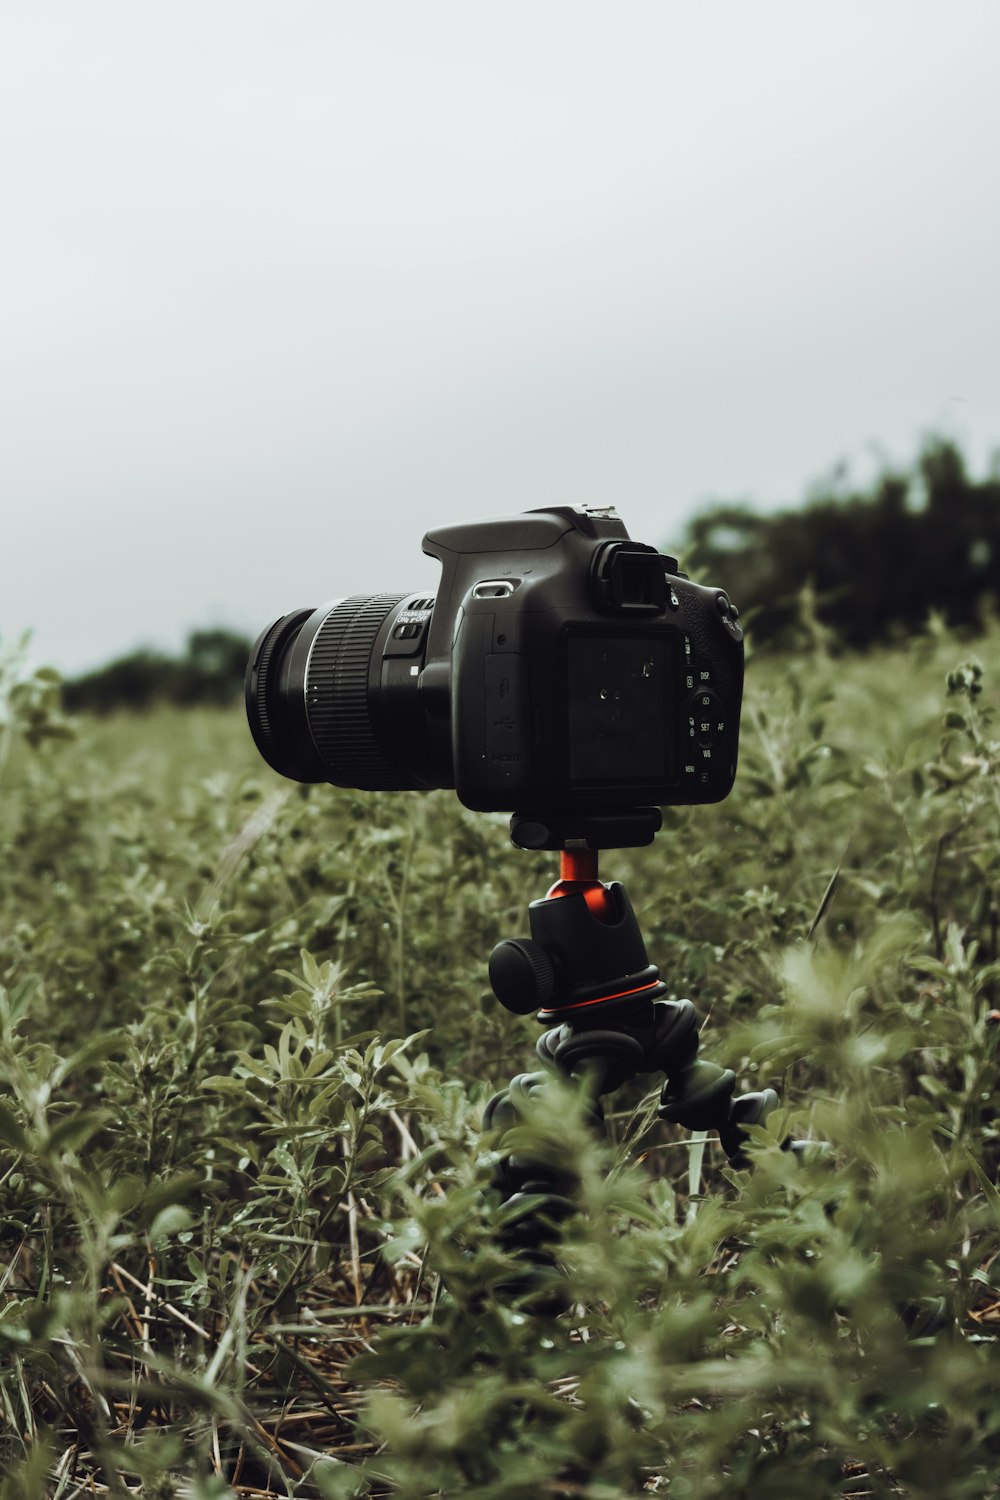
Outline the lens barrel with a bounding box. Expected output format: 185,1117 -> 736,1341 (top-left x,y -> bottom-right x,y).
246,592 -> 424,789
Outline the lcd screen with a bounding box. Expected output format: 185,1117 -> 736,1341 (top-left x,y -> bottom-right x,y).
567,634 -> 672,784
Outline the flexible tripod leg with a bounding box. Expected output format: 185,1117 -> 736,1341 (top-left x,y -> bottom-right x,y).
482,1072 -> 582,1272
537,997 -> 780,1169
485,997 -> 779,1251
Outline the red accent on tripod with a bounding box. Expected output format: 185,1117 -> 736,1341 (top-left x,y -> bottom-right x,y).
537,978 -> 662,1017
544,848 -> 615,919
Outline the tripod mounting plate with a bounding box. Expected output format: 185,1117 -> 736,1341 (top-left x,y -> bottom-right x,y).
510,807 -> 663,852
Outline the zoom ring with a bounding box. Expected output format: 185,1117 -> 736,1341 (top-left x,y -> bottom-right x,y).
306,593 -> 408,789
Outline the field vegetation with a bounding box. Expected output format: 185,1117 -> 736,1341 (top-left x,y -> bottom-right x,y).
1,569 -> 999,1494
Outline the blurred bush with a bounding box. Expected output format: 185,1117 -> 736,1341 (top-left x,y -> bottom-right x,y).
61,626 -> 252,712
680,437 -> 999,648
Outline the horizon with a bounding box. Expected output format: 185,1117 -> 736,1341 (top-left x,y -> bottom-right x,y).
51,426 -> 997,679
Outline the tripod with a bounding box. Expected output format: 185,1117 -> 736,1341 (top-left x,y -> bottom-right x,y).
482,808 -> 791,1277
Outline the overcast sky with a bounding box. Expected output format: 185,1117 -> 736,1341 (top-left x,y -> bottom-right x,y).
4,1 -> 1000,674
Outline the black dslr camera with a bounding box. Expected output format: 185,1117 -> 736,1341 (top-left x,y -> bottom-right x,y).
245,506 -> 743,829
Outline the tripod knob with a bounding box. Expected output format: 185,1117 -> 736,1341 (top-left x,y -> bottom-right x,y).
489,938 -> 556,1014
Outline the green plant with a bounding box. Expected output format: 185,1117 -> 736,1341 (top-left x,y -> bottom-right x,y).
0,623 -> 997,1495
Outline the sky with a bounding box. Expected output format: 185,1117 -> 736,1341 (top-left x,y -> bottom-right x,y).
3,1 -> 1000,674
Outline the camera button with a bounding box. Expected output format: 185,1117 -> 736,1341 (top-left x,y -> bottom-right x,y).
690,689 -> 721,716
688,688 -> 726,743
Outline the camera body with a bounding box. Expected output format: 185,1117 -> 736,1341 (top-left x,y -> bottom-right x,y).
424,505 -> 743,812
245,505 -> 744,818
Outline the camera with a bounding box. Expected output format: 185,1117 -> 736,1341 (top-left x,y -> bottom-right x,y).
245,505 -> 744,820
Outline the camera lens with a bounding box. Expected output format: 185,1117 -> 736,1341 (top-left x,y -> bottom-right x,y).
246,592 -> 433,790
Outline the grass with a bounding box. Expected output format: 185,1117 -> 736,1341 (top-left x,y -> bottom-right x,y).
0,618 -> 998,1497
